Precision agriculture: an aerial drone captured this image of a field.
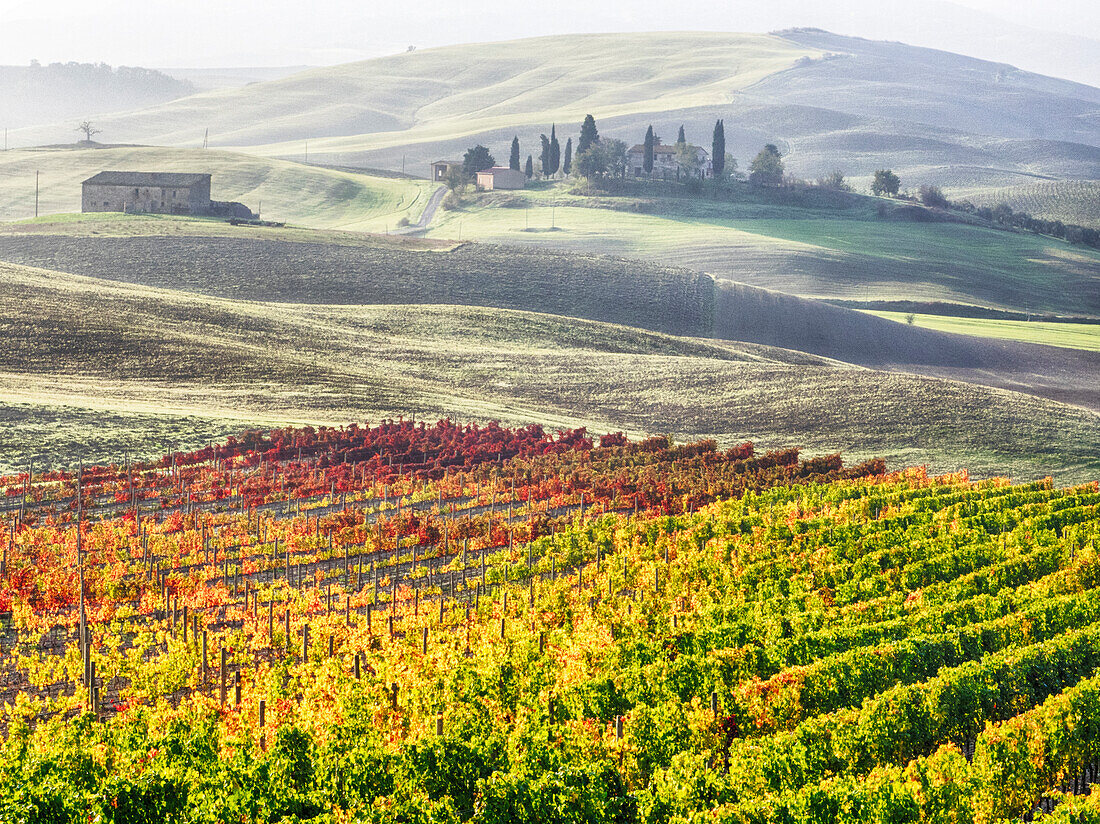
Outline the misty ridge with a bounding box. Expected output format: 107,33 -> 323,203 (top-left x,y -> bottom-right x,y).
0,61 -> 194,131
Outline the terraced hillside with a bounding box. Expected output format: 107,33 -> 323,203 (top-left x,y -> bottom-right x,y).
0,426 -> 1097,821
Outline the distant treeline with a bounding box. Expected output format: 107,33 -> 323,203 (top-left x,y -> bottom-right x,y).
947,198 -> 1100,250
892,182 -> 1100,251
0,61 -> 194,130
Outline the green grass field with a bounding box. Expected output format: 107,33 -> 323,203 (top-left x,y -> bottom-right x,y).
0,146 -> 433,230
0,212 -> 455,252
868,311 -> 1100,352
423,187 -> 1100,317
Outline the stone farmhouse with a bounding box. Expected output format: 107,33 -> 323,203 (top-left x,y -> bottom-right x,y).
626,143 -> 712,179
81,171 -> 254,218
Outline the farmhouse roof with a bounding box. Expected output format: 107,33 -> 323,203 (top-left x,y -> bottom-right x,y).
477,166 -> 514,173
431,160 -> 461,165
82,171 -> 212,187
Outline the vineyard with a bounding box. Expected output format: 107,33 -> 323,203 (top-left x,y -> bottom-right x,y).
0,420 -> 1099,822
954,181 -> 1100,232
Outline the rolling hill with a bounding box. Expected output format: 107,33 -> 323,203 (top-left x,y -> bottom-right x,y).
0,61 -> 194,130
0,145 -> 431,230
419,185 -> 1100,318
12,31 -> 1098,194
0,22 -> 1097,820
0,216 -> 1095,415
1,33 -> 1094,485
1,249 -> 1098,485
7,33 -> 821,149
5,144 -> 1095,321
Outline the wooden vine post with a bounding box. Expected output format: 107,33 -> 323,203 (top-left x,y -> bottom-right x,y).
258,699 -> 266,750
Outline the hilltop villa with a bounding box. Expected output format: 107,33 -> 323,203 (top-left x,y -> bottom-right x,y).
626,142 -> 712,179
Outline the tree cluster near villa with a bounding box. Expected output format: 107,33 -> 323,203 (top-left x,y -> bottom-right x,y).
447,117 -> 759,190
445,116 -> 796,190
438,114 -> 1100,250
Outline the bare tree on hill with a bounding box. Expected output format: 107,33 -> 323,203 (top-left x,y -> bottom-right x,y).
76,120 -> 101,143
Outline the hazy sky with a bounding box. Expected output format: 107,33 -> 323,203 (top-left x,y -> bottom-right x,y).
1,0 -> 1097,84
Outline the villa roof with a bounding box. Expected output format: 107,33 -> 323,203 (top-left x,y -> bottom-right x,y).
627,144 -> 708,156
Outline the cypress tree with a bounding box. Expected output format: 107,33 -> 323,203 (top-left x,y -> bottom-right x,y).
549,125 -> 560,175
712,119 -> 725,179
563,137 -> 572,175
509,136 -> 521,171
540,134 -> 550,177
525,155 -> 534,178
677,124 -> 686,144
643,125 -> 655,176
578,114 -> 599,154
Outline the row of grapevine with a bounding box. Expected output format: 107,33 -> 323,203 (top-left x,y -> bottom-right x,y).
0,423 -> 1096,822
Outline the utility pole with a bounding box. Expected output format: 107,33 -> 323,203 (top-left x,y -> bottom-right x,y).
202,128 -> 208,149
402,154 -> 405,175
34,171 -> 39,218
304,140 -> 308,163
